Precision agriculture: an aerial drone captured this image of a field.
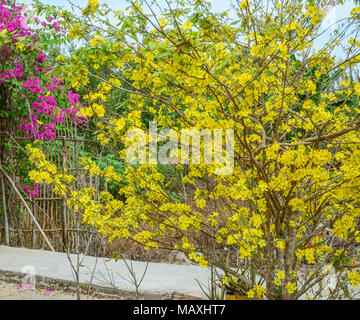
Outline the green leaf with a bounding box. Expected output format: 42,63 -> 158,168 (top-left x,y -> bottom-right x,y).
155,50 -> 171,59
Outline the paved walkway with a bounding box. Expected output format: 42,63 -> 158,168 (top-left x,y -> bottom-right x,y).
0,246 -> 210,299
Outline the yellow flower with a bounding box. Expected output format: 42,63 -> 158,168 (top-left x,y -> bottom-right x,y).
348,271 -> 360,287
240,0 -> 248,9
92,103 -> 105,118
276,240 -> 286,250
16,42 -> 26,51
277,270 -> 285,280
351,6 -> 360,16
158,18 -> 168,27
182,21 -> 193,30
247,285 -> 266,299
285,282 -> 298,294
195,198 -> 206,209
90,37 -> 105,47
274,270 -> 285,286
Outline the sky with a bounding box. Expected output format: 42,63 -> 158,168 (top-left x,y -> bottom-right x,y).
19,0 -> 355,17
19,0 -> 358,59
21,0 -> 229,11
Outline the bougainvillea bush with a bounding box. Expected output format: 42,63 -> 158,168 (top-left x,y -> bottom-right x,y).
0,0 -> 85,198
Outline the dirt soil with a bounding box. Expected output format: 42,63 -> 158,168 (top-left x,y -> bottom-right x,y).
0,280 -> 110,300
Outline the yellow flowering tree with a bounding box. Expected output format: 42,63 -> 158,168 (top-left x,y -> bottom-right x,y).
28,0 -> 360,299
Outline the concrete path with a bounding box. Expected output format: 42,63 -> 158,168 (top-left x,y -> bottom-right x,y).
0,246 -> 210,299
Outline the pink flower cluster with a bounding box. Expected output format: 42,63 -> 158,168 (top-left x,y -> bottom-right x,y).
17,175 -> 39,199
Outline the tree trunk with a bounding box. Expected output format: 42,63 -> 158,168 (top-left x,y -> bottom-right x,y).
281,226 -> 297,300
1,175 -> 9,245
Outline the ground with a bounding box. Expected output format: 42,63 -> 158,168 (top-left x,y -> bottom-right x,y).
0,280 -> 109,300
